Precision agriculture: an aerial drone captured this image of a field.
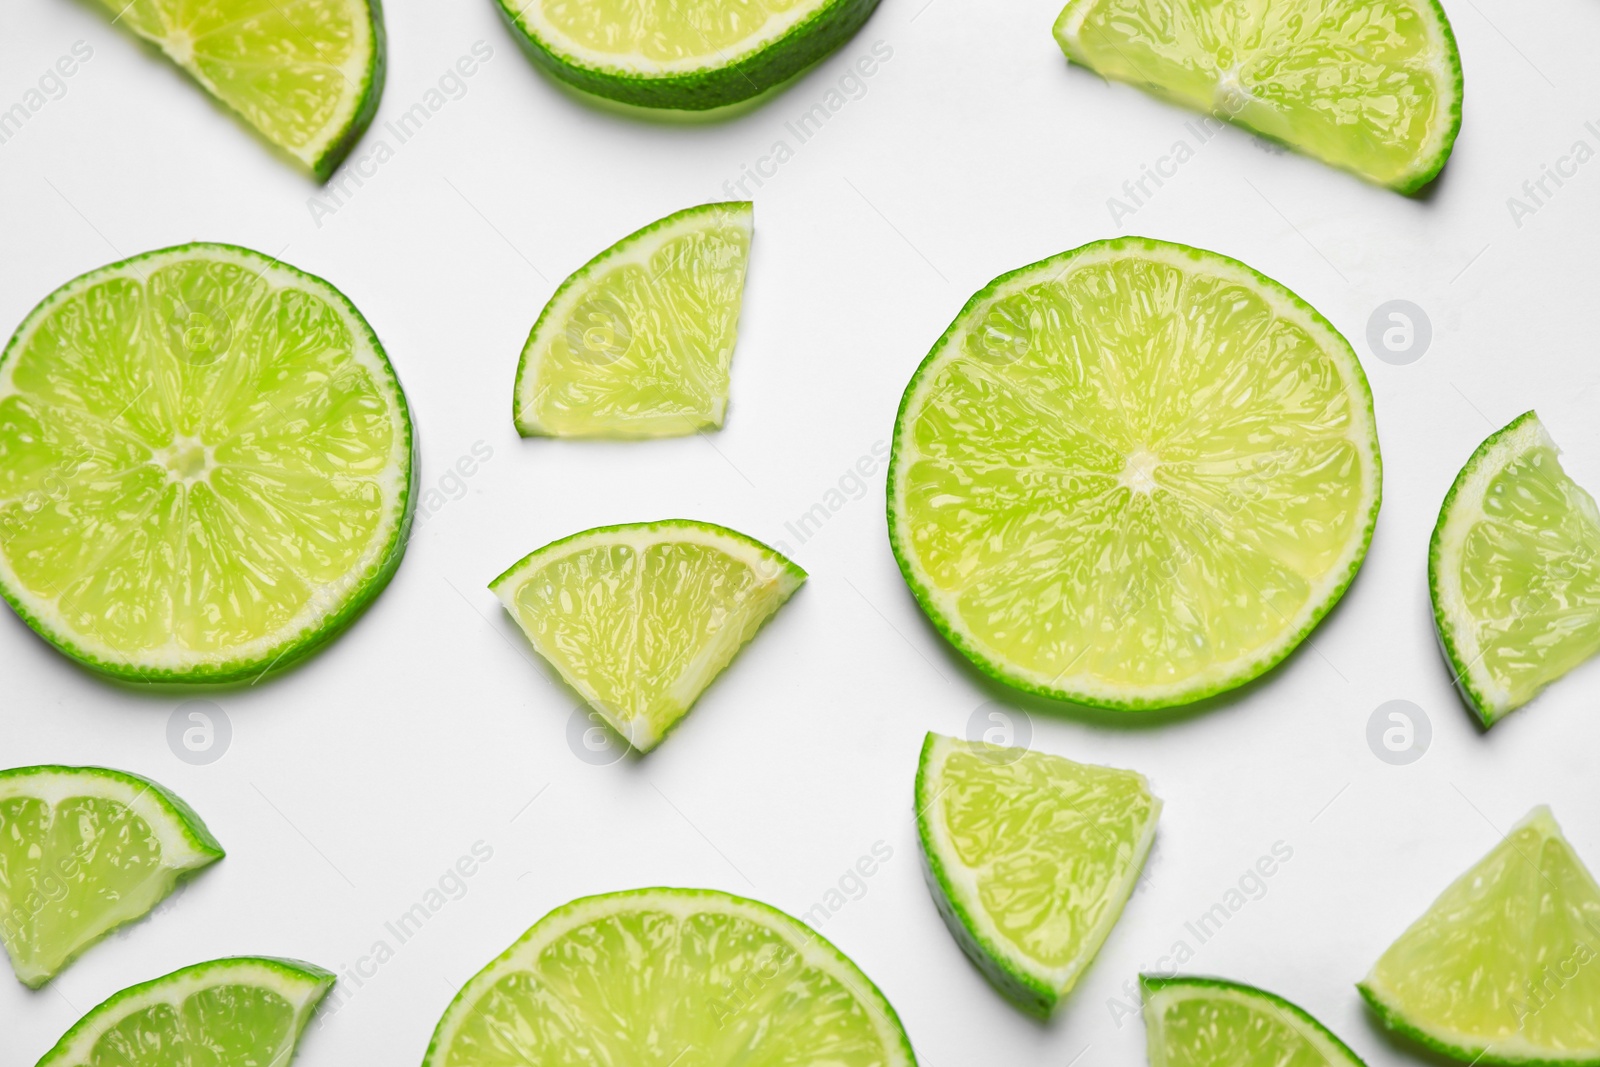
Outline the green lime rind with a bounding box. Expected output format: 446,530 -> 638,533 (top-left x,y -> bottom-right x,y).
886,236 -> 1382,712
311,0 -> 387,181
489,519 -> 807,591
1143,975 -> 1367,1066
36,956 -> 334,1067
0,242 -> 417,684
1355,984 -> 1600,1067
422,887 -> 917,1066
493,0 -> 881,111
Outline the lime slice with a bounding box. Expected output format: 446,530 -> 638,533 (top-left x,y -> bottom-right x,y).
887,237 -> 1381,710
1144,975 -> 1367,1067
1430,412 -> 1600,726
424,887 -> 916,1066
491,520 -> 804,751
1053,0 -> 1462,192
495,0 -> 881,110
1359,807 -> 1600,1065
915,733 -> 1159,1014
513,203 -> 753,439
94,0 -> 384,179
37,956 -> 333,1067
0,765 -> 222,988
0,243 -> 415,682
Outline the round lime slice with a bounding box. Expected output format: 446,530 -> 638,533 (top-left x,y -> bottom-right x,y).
1430,411 -> 1600,726
37,956 -> 334,1067
887,237 -> 1381,711
1053,0 -> 1462,192
1360,807 -> 1600,1066
93,0 -> 384,179
424,887 -> 916,1066
0,243 -> 415,683
915,733 -> 1160,1015
1144,975 -> 1367,1067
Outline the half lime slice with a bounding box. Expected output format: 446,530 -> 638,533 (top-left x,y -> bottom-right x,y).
1053,0 -> 1462,192
1431,412 -> 1600,726
887,237 -> 1381,710
424,887 -> 916,1066
94,0 -> 384,179
0,243 -> 415,682
0,765 -> 223,988
1144,975 -> 1367,1067
916,733 -> 1159,1014
491,520 -> 804,751
37,956 -> 333,1067
514,202 -> 753,438
1360,807 -> 1600,1065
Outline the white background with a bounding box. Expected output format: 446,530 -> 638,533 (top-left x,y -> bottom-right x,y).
2,0 -> 1599,1063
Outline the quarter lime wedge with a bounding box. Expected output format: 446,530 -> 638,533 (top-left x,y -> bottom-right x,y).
1360,807 -> 1600,1065
424,887 -> 916,1066
1430,412 -> 1600,726
1053,0 -> 1462,192
1144,975 -> 1367,1067
37,956 -> 333,1067
491,520 -> 804,751
916,733 -> 1159,1014
514,202 -> 753,438
887,237 -> 1381,710
0,765 -> 222,988
94,0 -> 384,179
0,244 -> 414,682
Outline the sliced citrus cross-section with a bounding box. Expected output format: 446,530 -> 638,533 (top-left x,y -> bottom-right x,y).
514,202 -> 753,438
491,520 -> 804,751
0,243 -> 415,682
1144,975 -> 1367,1067
887,237 -> 1381,711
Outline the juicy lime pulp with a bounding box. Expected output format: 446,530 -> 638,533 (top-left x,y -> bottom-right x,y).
423,887 -> 917,1066
887,237 -> 1381,710
495,0 -> 881,110
0,243 -> 415,682
0,765 -> 222,988
96,0 -> 384,179
37,956 -> 333,1067
1430,412 -> 1600,726
1053,0 -> 1462,192
1144,975 -> 1367,1067
491,520 -> 804,751
1360,807 -> 1600,1065
915,733 -> 1159,1015
514,202 -> 753,438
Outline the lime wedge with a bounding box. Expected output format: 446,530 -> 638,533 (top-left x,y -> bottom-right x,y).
491,520 -> 804,751
916,733 -> 1158,1014
0,243 -> 415,682
1144,975 -> 1367,1067
424,887 -> 916,1066
1053,0 -> 1462,192
37,956 -> 333,1067
0,765 -> 222,988
1360,807 -> 1600,1065
496,0 -> 881,110
1430,412 -> 1600,726
887,237 -> 1381,710
514,203 -> 753,438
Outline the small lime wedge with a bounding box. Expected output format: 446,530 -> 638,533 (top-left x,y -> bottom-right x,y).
1144,975 -> 1367,1067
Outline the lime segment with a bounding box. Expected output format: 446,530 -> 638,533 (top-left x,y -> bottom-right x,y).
1144,976 -> 1367,1067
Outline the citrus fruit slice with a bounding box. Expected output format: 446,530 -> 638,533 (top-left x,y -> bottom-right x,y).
1430,412 -> 1600,726
92,0 -> 383,179
0,765 -> 222,988
0,243 -> 415,682
1359,807 -> 1600,1065
495,0 -> 881,111
513,202 -> 753,438
915,733 -> 1159,1014
1053,0 -> 1462,192
887,237 -> 1381,710
1144,975 -> 1367,1067
491,520 -> 804,751
37,956 -> 333,1067
424,887 -> 916,1066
